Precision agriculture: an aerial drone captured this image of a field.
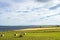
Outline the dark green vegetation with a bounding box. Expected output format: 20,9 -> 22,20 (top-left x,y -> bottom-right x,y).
0,28 -> 60,40
37,25 -> 60,28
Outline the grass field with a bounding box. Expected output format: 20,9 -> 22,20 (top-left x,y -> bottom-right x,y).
0,28 -> 60,40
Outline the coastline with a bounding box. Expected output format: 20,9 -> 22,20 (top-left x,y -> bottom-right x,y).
15,27 -> 60,31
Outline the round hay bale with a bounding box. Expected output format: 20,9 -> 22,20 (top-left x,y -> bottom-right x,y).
1,34 -> 4,37
19,35 -> 23,37
14,34 -> 18,36
23,33 -> 26,35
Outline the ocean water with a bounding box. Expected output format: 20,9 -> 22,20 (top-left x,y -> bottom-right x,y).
0,26 -> 27,31
0,26 -> 36,31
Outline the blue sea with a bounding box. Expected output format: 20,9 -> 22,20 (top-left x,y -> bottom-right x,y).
0,26 -> 37,31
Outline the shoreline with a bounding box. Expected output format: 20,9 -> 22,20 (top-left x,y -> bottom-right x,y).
15,27 -> 60,31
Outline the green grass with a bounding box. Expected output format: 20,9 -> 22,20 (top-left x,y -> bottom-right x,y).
0,29 -> 60,40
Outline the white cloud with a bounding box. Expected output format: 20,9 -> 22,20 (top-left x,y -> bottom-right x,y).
0,0 -> 60,25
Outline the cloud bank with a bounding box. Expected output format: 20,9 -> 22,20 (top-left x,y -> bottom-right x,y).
0,0 -> 60,25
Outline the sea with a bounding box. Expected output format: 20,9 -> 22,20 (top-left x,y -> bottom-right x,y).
0,26 -> 37,31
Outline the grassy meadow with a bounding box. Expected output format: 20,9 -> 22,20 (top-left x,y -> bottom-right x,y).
0,27 -> 60,40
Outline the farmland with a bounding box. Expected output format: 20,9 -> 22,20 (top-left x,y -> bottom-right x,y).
0,28 -> 60,40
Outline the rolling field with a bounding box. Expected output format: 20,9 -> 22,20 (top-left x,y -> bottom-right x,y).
0,28 -> 60,40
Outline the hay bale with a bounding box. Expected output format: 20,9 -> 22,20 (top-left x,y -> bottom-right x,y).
23,33 -> 26,35
14,34 -> 18,36
1,34 -> 4,37
19,35 -> 23,37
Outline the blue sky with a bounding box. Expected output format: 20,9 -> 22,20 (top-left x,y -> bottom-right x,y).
0,0 -> 60,26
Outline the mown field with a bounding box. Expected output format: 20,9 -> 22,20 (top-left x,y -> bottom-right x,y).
0,28 -> 60,40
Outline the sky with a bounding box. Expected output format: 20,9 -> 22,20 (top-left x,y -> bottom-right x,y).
0,0 -> 60,26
